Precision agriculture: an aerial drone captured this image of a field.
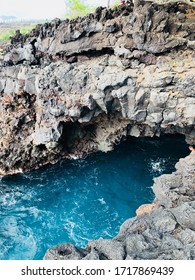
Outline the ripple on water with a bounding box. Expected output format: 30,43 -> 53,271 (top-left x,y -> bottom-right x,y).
0,135 -> 189,259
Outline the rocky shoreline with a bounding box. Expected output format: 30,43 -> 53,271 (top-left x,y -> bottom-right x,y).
0,1 -> 195,176
0,0 -> 195,259
44,151 -> 195,260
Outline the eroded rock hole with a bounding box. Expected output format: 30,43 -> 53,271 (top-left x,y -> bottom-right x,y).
58,121 -> 96,152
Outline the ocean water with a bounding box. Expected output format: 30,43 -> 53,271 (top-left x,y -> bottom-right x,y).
0,135 -> 189,260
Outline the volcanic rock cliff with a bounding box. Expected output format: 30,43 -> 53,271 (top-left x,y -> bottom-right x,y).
0,1 -> 195,175
0,0 -> 195,259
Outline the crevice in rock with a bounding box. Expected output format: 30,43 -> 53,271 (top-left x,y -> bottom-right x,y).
98,252 -> 109,260
61,48 -> 115,64
57,120 -> 96,154
123,245 -> 128,260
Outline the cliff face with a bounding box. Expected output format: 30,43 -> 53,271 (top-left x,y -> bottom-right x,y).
0,0 -> 195,260
0,1 -> 195,175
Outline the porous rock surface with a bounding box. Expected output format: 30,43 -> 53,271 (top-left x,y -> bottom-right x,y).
0,0 -> 195,260
0,1 -> 195,175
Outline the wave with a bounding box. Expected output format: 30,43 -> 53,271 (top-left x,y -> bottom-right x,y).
149,158 -> 166,174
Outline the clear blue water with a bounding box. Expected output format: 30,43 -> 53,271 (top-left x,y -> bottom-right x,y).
0,135 -> 189,260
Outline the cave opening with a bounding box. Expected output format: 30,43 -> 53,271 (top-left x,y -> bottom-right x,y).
57,120 -> 96,153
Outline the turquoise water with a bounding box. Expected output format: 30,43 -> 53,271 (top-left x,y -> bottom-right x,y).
0,135 -> 189,260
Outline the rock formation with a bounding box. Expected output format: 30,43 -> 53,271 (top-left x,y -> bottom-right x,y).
0,0 -> 195,259
0,1 -> 195,175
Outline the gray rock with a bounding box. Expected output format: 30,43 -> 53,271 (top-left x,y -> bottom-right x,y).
170,202 -> 195,231
4,44 -> 36,65
125,234 -> 149,257
86,239 -> 125,260
44,243 -> 87,260
177,228 -> 195,245
153,153 -> 195,208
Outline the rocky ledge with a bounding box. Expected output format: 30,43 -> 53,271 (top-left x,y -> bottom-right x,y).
0,0 -> 195,259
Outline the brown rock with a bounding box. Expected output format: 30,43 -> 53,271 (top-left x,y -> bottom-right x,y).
136,202 -> 158,216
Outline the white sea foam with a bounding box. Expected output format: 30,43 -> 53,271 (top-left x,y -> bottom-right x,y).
102,230 -> 113,237
98,198 -> 106,205
0,216 -> 37,260
1,193 -> 17,207
149,158 -> 166,173
14,206 -> 52,221
64,220 -> 76,239
21,190 -> 36,201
